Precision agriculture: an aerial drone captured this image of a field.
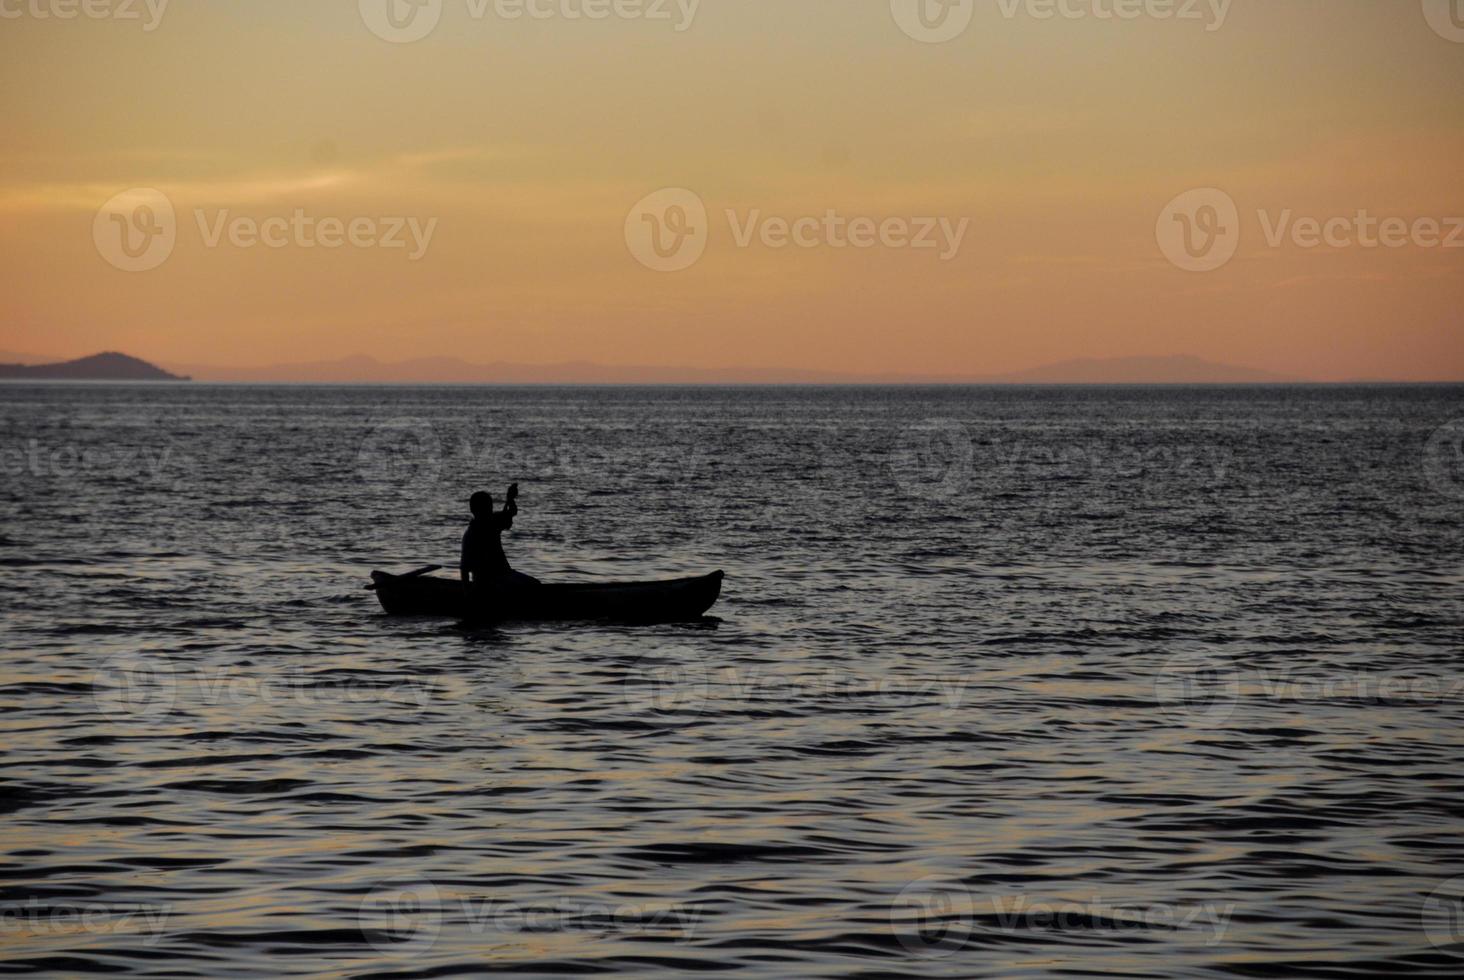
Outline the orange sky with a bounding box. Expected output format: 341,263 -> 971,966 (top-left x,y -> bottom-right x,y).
2,1 -> 1462,380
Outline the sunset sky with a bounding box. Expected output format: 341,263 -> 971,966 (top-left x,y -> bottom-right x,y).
2,1 -> 1461,380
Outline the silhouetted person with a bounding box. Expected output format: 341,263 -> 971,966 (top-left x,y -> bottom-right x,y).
462,485 -> 539,613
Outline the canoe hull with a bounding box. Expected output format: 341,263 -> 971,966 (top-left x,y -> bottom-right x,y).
370,570 -> 724,623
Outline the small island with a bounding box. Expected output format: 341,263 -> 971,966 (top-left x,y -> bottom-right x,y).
0,352 -> 189,381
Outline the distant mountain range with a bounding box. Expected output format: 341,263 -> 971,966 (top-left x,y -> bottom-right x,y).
0,352 -> 189,381
0,350 -> 1310,384
985,356 -> 1299,385
0,350 -> 1333,384
150,353 -> 1302,385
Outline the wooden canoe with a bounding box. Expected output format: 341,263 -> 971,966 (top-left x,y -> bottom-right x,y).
370,569 -> 724,623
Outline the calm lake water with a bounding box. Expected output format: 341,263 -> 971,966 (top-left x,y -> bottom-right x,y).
2,384 -> 1463,978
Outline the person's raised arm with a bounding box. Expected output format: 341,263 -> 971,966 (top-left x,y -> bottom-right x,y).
499,483 -> 519,528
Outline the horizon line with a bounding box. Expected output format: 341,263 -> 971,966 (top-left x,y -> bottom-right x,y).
5,379 -> 1463,388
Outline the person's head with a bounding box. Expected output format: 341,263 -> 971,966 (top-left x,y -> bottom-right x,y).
469,491 -> 493,517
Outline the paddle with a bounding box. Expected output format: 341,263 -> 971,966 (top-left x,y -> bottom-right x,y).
365,564 -> 442,590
